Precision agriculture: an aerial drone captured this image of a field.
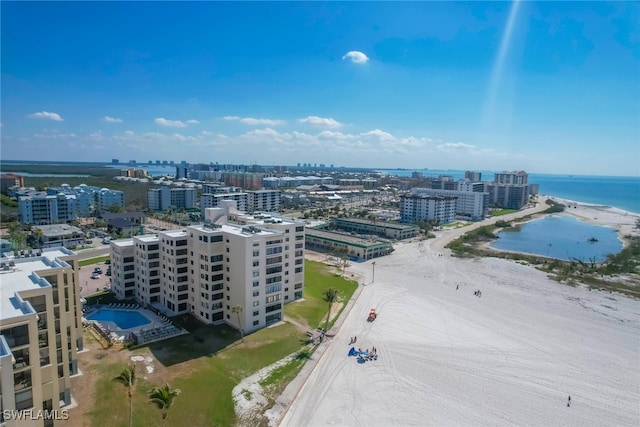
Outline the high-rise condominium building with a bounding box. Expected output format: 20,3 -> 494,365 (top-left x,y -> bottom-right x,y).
110,203 -> 304,333
399,194 -> 457,224
0,248 -> 83,426
494,171 -> 528,185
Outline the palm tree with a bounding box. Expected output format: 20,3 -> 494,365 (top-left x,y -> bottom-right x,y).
322,288 -> 340,334
113,365 -> 136,427
149,384 -> 182,427
231,305 -> 244,342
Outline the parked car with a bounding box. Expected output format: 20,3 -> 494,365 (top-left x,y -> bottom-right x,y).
106,267 -> 112,276
105,259 -> 111,265
102,237 -> 111,244
91,273 -> 100,279
94,267 -> 103,274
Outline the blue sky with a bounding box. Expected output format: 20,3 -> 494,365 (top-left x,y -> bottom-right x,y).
2,1 -> 638,176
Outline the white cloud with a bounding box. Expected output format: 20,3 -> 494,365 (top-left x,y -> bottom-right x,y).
28,111 -> 64,121
363,129 -> 395,141
102,116 -> 123,123
186,119 -> 200,124
223,116 -> 285,126
154,118 -> 188,128
342,50 -> 369,64
299,116 -> 343,128
34,132 -> 76,139
436,142 -> 475,151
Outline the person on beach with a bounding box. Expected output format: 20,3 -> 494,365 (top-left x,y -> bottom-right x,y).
456,285 -> 459,290
353,336 -> 357,343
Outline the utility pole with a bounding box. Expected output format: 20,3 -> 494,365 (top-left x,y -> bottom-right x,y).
371,261 -> 376,283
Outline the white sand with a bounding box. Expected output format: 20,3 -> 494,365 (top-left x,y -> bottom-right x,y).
279,201 -> 640,426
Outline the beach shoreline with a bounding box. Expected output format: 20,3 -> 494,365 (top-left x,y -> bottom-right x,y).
548,196 -> 640,248
276,196 -> 640,426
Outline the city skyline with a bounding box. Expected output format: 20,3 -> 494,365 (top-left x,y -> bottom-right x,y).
2,2 -> 638,176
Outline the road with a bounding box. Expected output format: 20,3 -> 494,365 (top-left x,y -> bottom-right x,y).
431,201 -> 550,253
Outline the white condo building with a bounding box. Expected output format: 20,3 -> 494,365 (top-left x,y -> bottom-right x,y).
399,194 -> 457,224
18,192 -> 78,225
247,190 -> 281,213
200,193 -> 248,216
410,188 -> 489,220
0,248 -> 83,426
147,186 -> 197,211
110,203 -> 304,333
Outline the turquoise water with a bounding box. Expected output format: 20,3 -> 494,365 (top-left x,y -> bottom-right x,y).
490,215 -> 623,261
87,309 -> 151,329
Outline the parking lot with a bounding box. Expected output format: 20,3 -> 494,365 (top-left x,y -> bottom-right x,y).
79,258 -> 112,298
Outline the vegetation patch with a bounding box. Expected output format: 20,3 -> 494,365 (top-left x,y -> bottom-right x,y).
79,256 -> 110,267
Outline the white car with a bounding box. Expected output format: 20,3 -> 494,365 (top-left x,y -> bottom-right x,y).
91,273 -> 101,279
102,238 -> 111,244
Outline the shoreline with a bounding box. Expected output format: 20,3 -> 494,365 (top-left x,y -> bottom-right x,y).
545,195 -> 639,249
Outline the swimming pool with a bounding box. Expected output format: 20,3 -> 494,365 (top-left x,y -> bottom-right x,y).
87,309 -> 151,330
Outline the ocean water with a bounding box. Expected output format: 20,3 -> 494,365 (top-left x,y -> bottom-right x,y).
490,215 -> 623,261
379,169 -> 640,214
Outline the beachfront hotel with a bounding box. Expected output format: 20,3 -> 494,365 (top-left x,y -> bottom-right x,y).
109,202 -> 304,333
0,248 -> 83,426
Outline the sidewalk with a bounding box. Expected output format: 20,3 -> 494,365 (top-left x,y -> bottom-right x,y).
266,281 -> 365,426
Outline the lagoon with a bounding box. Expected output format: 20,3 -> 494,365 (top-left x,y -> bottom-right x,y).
490,215 -> 622,262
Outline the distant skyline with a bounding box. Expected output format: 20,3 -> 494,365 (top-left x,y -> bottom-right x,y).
2,1 -> 639,176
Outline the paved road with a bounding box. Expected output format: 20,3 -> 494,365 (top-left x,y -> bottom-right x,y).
431,201 -> 550,253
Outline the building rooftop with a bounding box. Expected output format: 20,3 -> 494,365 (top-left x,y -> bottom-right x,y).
34,224 -> 83,237
333,217 -> 419,230
191,222 -> 281,238
0,247 -> 74,321
306,228 -> 391,248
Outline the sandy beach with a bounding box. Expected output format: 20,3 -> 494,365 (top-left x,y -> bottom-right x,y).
277,200 -> 640,426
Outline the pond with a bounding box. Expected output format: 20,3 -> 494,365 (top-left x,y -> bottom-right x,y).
490,215 -> 622,262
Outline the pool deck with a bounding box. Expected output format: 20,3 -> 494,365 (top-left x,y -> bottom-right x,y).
83,305 -> 187,344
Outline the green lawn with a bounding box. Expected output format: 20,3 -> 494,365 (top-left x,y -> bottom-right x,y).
285,260 -> 359,329
79,256 -> 110,267
490,209 -> 518,216
84,259 -> 359,426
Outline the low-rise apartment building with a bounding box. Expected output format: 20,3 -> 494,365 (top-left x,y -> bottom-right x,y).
147,186 -> 197,211
18,192 -> 78,225
0,248 -> 83,426
246,190 -> 281,213
329,217 -> 419,240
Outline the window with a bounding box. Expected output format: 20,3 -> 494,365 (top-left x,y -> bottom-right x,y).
253,301 -> 259,307
253,320 -> 260,326
253,310 -> 259,316
253,281 -> 260,287
253,270 -> 260,277
253,260 -> 260,267
253,291 -> 259,297
211,235 -> 223,242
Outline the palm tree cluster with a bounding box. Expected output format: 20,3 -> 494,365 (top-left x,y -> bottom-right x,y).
114,365 -> 182,427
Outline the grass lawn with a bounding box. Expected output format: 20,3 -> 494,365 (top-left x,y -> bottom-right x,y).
491,208 -> 518,216
82,259 -> 359,426
285,260 -> 359,329
79,256 -> 110,267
